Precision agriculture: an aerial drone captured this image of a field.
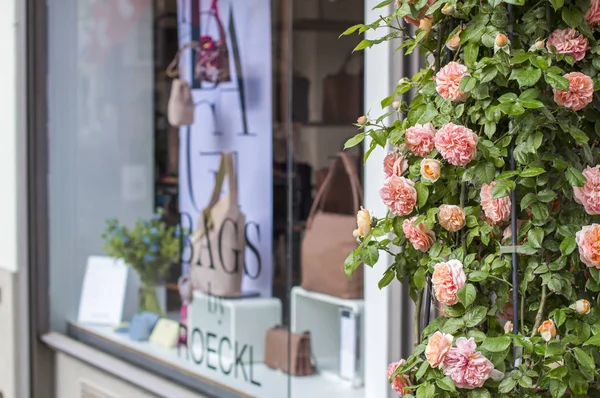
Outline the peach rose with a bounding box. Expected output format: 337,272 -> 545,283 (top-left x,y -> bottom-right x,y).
405,123 -> 436,156
504,321 -> 513,334
438,205 -> 466,232
576,224 -> 600,268
384,152 -> 409,178
432,259 -> 466,305
553,72 -> 594,111
380,176 -> 417,216
356,207 -> 371,238
573,165 -> 600,215
394,0 -> 435,27
387,360 -> 412,396
435,123 -> 478,167
420,159 -> 442,183
425,331 -> 454,368
575,299 -> 591,315
586,0 -> 600,26
357,115 -> 368,125
443,337 -> 494,389
435,62 -> 470,101
546,28 -> 589,61
446,30 -> 462,52
538,320 -> 557,342
480,181 -> 511,224
402,217 -> 436,252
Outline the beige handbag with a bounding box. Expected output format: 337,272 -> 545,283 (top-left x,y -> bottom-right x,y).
264,326 -> 316,376
189,152 -> 245,298
166,43 -> 197,127
301,152 -> 364,299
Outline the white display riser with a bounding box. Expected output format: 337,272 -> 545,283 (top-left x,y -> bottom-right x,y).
187,290 -> 282,363
290,286 -> 365,388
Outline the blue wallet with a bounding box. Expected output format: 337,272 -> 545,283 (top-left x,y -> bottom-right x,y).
129,311 -> 161,341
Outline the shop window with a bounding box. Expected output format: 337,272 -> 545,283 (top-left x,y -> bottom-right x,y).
46,0 -> 368,397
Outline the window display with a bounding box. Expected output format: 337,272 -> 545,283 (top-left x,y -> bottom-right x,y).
46,0 -> 370,397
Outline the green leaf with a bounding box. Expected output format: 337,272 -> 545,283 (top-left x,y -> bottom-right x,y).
344,251 -> 361,277
562,6 -> 584,27
531,202 -> 549,222
549,380 -> 567,398
414,267 -> 427,290
340,24 -> 364,36
378,268 -> 395,289
528,227 -> 544,249
545,73 -> 570,90
550,0 -> 563,10
415,360 -> 429,381
459,75 -> 477,93
520,167 -> 545,177
468,388 -> 491,398
458,283 -> 477,308
545,341 -> 565,357
481,335 -> 512,352
509,67 -> 542,87
560,236 -> 577,255
443,317 -> 466,333
464,43 -> 479,67
568,127 -> 589,143
360,244 -> 379,266
469,271 -> 489,282
373,0 -> 393,8
519,99 -> 544,109
498,377 -> 517,394
566,167 -> 587,187
496,170 -> 519,180
574,347 -> 595,373
418,102 -> 438,124
491,180 -> 515,199
521,193 -> 538,210
415,182 -> 429,207
436,376 -> 456,392
537,189 -> 557,203
344,133 -> 366,149
353,39 -> 374,52
569,370 -> 588,396
464,306 -> 487,327
583,333 -> 600,347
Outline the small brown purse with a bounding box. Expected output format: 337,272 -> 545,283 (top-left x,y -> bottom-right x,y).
264,326 -> 316,376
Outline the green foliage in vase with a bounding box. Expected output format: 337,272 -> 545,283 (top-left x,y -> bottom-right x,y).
101,209 -> 182,285
344,0 -> 600,396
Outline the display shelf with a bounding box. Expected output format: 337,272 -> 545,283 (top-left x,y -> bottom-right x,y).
69,322 -> 365,398
291,287 -> 364,388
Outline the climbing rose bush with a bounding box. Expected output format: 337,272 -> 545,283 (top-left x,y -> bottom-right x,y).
343,0 -> 600,395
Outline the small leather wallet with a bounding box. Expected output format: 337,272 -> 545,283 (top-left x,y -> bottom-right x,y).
129,312 -> 161,342
149,318 -> 181,349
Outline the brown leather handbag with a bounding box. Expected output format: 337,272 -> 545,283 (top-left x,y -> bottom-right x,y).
322,54 -> 364,124
301,152 -> 364,299
264,326 -> 316,376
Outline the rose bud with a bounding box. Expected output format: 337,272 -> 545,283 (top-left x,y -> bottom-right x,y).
446,30 -> 461,52
420,158 -> 442,183
355,207 -> 371,238
495,33 -> 508,47
419,18 -> 432,37
504,321 -> 513,334
537,320 -> 557,342
529,40 -> 545,52
575,299 -> 591,315
441,3 -> 455,15
392,100 -> 401,110
357,115 -> 368,125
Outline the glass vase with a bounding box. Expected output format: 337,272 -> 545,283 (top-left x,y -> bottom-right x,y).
139,282 -> 164,316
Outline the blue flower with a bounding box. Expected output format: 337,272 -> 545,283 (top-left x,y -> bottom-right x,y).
150,228 -> 158,235
143,236 -> 150,244
152,213 -> 161,220
175,229 -> 181,237
150,244 -> 159,252
143,254 -> 155,262
144,220 -> 151,227
121,236 -> 129,243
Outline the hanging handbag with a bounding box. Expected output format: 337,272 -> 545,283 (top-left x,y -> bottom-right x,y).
264,326 -> 316,376
195,0 -> 231,84
166,43 -> 197,127
322,54 -> 364,124
189,152 -> 245,298
301,152 -> 364,299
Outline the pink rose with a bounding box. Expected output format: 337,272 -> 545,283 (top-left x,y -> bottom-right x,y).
420,159 -> 442,183
380,176 -> 417,216
480,181 -> 511,224
384,152 -> 409,178
443,337 -> 494,389
403,217 -> 436,252
387,360 -> 412,396
576,224 -> 600,269
425,331 -> 454,368
406,123 -> 436,156
546,28 -> 589,61
573,165 -> 600,215
435,123 -> 478,167
432,259 -> 466,305
435,62 -> 470,101
394,0 -> 435,27
553,72 -> 594,111
438,205 -> 466,232
586,0 -> 600,26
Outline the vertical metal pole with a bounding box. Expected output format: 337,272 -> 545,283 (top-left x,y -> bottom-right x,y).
506,4 -> 520,365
